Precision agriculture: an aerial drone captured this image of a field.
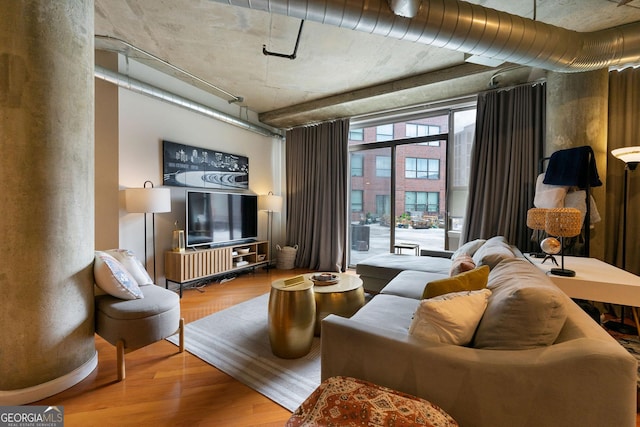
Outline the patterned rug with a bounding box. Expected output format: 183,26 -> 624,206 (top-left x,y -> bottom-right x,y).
166,293 -> 320,411
616,336 -> 640,389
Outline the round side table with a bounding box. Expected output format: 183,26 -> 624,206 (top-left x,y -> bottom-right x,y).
268,278 -> 316,359
310,273 -> 365,335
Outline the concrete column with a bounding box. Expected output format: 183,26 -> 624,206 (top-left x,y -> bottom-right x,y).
0,0 -> 96,403
545,69 -> 609,260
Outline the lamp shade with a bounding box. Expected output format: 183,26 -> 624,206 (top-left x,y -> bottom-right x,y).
612,146 -> 640,164
526,208 -> 548,230
258,193 -> 283,213
125,187 -> 172,213
545,208 -> 582,237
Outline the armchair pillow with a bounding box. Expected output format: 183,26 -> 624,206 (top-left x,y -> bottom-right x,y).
423,265 -> 489,299
106,249 -> 154,286
450,238 -> 486,261
409,288 -> 492,345
471,236 -> 515,269
94,251 -> 144,300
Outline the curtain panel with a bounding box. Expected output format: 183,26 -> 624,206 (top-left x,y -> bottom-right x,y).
607,68 -> 640,275
285,119 -> 349,272
463,83 -> 545,251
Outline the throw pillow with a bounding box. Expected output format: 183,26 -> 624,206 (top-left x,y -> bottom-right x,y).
450,238 -> 486,260
449,253 -> 476,276
94,251 -> 144,300
106,249 -> 154,286
471,236 -> 515,269
423,265 -> 490,299
473,258 -> 567,350
409,289 -> 492,346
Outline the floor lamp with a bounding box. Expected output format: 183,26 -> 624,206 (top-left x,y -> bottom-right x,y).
258,192 -> 283,268
125,181 -> 172,282
605,146 -> 640,335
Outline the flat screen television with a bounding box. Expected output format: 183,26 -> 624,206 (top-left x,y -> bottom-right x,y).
186,190 -> 258,248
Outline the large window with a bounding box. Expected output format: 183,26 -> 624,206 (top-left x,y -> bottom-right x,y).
348,103 -> 476,267
405,157 -> 439,179
405,191 -> 439,213
376,155 -> 391,177
351,153 -> 364,176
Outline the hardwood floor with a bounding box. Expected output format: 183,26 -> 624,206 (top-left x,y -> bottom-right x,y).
34,267 -> 640,426
35,267 -> 314,427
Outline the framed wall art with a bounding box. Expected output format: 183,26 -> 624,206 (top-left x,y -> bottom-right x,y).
162,140 -> 249,190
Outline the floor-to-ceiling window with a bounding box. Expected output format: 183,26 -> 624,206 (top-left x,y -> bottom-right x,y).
348,101 -> 476,267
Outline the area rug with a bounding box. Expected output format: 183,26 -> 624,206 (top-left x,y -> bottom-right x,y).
616,336 -> 640,389
166,293 -> 320,411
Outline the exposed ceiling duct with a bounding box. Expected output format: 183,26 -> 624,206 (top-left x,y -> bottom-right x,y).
210,0 -> 640,72
94,65 -> 283,138
387,0 -> 421,18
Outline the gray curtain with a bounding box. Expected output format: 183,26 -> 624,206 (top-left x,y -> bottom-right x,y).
285,119 -> 349,272
462,83 -> 545,251
606,68 -> 640,275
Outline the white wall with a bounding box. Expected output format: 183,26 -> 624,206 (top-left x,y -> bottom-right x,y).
102,58 -> 285,286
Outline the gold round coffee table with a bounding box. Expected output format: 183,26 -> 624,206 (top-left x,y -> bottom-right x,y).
308,272 -> 365,335
268,277 -> 316,359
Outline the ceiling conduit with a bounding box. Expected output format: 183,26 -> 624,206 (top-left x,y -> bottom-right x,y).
210,0 -> 640,72
94,65 -> 283,138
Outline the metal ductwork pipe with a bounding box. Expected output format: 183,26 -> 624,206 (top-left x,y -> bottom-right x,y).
94,65 -> 283,138
211,0 -> 640,72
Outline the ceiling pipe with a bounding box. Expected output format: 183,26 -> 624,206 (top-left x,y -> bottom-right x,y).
94,65 -> 283,138
210,0 -> 640,72
387,0 -> 421,18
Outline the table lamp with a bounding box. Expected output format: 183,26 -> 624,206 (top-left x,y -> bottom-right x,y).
544,208 -> 582,277
526,208 -> 548,258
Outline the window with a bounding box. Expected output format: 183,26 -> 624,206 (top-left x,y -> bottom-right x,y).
349,128 -> 364,141
405,157 -> 439,179
405,191 -> 439,213
407,123 -> 440,146
376,124 -> 394,141
376,194 -> 390,216
351,154 -> 364,176
376,156 -> 391,177
351,190 -> 363,212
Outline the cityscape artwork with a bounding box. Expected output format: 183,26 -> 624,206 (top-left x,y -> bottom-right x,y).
162,140 -> 249,189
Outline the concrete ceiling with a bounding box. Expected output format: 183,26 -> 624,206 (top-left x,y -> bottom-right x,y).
94,0 -> 640,129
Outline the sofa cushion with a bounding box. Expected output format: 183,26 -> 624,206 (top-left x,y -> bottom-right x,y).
94,251 -> 144,300
471,236 -> 515,269
351,294 -> 420,333
409,289 -> 492,346
423,265 -> 490,299
451,238 -> 486,260
381,271 -> 448,300
473,258 -> 568,350
449,253 -> 476,276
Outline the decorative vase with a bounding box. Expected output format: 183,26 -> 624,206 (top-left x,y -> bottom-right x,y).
172,230 -> 185,252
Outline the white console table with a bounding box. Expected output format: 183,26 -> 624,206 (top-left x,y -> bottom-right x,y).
525,254 -> 640,331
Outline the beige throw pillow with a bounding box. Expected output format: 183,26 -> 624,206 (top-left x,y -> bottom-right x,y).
449,253 -> 476,276
409,289 -> 492,346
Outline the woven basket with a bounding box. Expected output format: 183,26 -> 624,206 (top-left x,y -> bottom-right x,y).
276,244 -> 298,270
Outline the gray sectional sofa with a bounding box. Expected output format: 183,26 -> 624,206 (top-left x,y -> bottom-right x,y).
322,237 -> 637,427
